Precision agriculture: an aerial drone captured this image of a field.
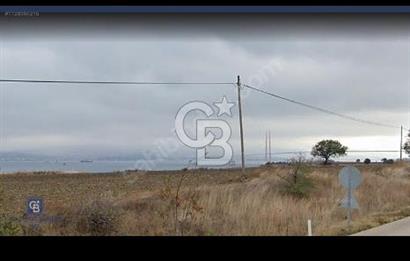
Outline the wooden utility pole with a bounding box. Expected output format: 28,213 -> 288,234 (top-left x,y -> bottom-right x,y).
400,125 -> 403,161
237,75 -> 245,172
265,131 -> 268,162
269,130 -> 271,162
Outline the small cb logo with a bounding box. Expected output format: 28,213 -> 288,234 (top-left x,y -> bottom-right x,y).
27,197 -> 43,215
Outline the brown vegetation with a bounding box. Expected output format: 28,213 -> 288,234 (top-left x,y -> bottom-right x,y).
1,162 -> 410,236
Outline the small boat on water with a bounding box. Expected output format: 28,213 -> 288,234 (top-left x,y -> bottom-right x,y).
80,160 -> 93,163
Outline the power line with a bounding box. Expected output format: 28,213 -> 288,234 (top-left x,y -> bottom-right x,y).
243,83 -> 405,130
0,78 -> 408,130
168,149 -> 403,160
246,150 -> 401,156
0,79 -> 234,85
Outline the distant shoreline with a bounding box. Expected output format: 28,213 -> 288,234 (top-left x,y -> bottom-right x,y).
0,160 -> 405,176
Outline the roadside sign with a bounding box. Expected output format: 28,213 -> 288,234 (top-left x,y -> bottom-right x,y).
339,165 -> 362,189
338,165 -> 363,226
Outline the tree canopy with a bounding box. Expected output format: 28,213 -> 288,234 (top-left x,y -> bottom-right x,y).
404,131 -> 410,157
311,139 -> 348,165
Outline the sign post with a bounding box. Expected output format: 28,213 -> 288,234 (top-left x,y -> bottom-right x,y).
338,165 -> 362,228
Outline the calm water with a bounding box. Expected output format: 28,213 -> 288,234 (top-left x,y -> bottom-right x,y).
0,152 -> 399,174
0,160 -> 186,173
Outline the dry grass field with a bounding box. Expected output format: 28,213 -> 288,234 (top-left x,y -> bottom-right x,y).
1,162 -> 410,236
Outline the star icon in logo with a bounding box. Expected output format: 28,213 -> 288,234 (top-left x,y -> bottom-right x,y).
214,96 -> 235,117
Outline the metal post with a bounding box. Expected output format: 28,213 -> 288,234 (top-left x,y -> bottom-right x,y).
237,75 -> 245,172
347,171 -> 352,227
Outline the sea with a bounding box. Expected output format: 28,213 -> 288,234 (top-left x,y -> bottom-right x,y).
0,160 -> 183,174
0,152 -> 400,174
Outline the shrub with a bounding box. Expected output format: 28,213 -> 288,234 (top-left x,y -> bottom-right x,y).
364,158 -> 371,164
281,176 -> 314,198
279,155 -> 314,198
383,159 -> 394,164
0,215 -> 21,236
75,200 -> 120,236
159,173 -> 203,235
0,185 -> 19,235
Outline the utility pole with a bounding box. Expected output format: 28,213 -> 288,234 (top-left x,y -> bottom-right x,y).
269,130 -> 271,162
237,75 -> 245,172
400,125 -> 403,161
265,131 -> 268,162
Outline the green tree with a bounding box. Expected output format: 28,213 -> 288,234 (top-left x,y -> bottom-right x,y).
404,130 -> 410,157
311,139 -> 348,165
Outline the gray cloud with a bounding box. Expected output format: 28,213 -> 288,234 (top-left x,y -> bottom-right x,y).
0,14 -> 409,161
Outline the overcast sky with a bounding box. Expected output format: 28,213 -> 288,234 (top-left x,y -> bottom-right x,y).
0,14 -> 409,162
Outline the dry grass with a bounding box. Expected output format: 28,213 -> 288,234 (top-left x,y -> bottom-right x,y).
1,162 -> 410,235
